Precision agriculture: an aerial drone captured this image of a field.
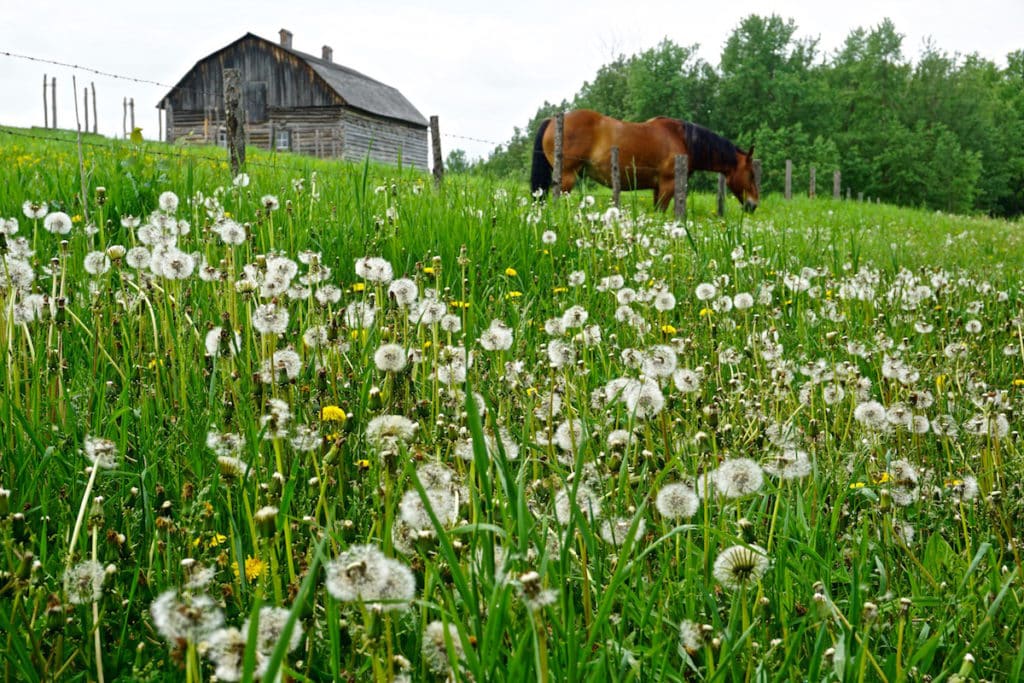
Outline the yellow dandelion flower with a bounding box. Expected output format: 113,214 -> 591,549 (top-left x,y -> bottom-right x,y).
356,459 -> 371,469
1013,379 -> 1024,387
321,405 -> 347,422
423,340 -> 432,350
849,481 -> 866,489
936,374 -> 948,391
352,282 -> 366,293
872,472 -> 892,485
506,291 -> 523,299
233,555 -> 268,581
553,287 -> 568,294
450,300 -> 470,309
423,266 -> 435,275
505,267 -> 518,277
699,308 -> 713,317
661,324 -> 678,334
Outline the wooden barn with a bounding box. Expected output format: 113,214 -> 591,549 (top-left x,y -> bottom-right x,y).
157,29 -> 429,169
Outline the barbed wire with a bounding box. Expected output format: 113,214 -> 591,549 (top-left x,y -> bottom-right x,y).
2,50 -> 179,91
442,131 -> 504,148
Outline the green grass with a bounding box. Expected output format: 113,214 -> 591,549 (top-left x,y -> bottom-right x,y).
1,126 -> 1022,682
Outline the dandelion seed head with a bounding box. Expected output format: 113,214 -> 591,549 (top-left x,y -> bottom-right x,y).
43,211 -> 73,235
421,620 -> 465,675
150,590 -> 225,644
374,343 -> 408,372
242,605 -> 303,657
63,560 -> 106,604
713,545 -> 769,590
712,458 -> 764,499
655,482 -> 700,519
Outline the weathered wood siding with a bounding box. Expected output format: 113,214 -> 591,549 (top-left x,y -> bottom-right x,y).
161,35 -> 428,170
339,108 -> 428,169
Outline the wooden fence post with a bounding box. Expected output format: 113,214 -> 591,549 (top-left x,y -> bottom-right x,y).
674,154 -> 688,222
122,97 -> 127,138
833,170 -> 841,199
809,165 -> 816,199
784,159 -> 792,200
223,68 -> 245,175
51,77 -> 57,129
91,82 -> 97,134
71,75 -> 89,224
43,74 -> 48,128
610,146 -> 621,208
83,86 -> 90,134
430,115 -> 444,188
551,112 -> 565,200
717,174 -> 726,216
130,98 -> 135,134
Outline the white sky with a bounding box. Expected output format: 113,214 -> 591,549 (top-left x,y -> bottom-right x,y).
1,0 -> 1021,161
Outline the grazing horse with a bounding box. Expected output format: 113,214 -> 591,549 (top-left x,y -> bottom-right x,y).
531,109 -> 759,212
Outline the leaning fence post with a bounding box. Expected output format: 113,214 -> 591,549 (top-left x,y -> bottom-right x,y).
551,112 -> 565,200
784,159 -> 792,200
717,174 -> 726,216
674,154 -> 688,222
610,146 -> 621,208
430,115 -> 444,188
51,77 -> 57,129
809,165 -> 816,199
223,68 -> 245,175
833,170 -> 841,200
91,82 -> 97,134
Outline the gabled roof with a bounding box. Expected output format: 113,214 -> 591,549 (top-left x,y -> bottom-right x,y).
158,32 -> 428,128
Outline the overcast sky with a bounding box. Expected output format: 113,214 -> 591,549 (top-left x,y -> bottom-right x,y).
2,0 -> 1021,161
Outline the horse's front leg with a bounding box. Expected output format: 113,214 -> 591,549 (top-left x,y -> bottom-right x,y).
655,177 -> 675,212
558,160 -> 581,194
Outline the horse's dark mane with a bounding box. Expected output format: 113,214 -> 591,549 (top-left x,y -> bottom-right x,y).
681,121 -> 739,170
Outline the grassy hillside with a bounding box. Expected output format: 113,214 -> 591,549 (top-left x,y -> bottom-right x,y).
1,127 -> 1022,681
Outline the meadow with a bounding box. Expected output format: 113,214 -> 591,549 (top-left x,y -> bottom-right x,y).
1,126 -> 1023,682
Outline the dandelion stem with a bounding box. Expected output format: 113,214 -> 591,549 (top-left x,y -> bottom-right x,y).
67,464 -> 100,567
91,526 -> 105,683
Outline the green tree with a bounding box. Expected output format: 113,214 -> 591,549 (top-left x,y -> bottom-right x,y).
575,55 -> 632,119
750,123 -> 840,196
444,149 -> 470,174
828,20 -> 911,202
626,39 -> 706,122
716,15 -> 821,138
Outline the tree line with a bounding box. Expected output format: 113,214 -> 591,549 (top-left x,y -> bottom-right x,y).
460,15 -> 1024,217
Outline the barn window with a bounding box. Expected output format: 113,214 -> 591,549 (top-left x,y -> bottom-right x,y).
275,129 -> 292,151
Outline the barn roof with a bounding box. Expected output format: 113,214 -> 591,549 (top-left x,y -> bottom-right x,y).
158,32 -> 428,128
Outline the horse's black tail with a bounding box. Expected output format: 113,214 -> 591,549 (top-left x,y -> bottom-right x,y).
530,118 -> 552,197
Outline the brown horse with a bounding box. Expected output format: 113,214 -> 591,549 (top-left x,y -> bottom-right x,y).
531,109 -> 759,212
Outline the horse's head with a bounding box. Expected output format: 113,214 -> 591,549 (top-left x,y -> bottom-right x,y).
726,146 -> 759,213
